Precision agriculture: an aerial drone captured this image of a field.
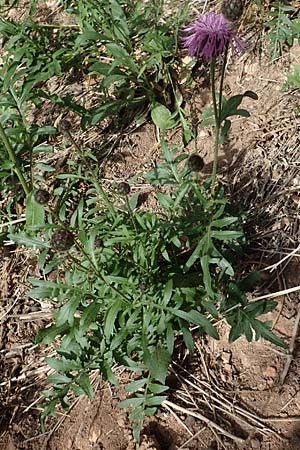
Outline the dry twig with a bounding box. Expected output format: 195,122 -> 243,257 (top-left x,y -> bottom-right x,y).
262,243 -> 300,273
162,400 -> 246,445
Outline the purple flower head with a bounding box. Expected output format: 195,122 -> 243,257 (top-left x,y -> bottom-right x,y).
181,12 -> 245,61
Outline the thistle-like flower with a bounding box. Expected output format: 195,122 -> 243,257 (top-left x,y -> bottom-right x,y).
181,12 -> 245,61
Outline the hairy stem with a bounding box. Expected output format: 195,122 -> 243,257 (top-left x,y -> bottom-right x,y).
210,48 -> 229,194
210,57 -> 220,193
218,45 -> 229,123
0,122 -> 30,195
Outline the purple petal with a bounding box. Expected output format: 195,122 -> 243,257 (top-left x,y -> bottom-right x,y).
181,12 -> 245,61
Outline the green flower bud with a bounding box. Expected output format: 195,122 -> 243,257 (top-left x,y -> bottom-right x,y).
117,182 -> 130,196
187,154 -> 205,172
34,189 -> 51,205
221,0 -> 244,22
58,119 -> 72,132
50,229 -> 74,251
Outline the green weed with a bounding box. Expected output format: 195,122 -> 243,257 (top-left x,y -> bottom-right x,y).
265,0 -> 300,61
10,142 -> 285,441
0,0 -> 289,445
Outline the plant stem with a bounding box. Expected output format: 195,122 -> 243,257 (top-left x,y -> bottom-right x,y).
48,206 -> 132,306
210,47 -> 229,194
210,57 -> 220,194
64,130 -> 116,218
0,122 -> 30,195
218,45 -> 229,123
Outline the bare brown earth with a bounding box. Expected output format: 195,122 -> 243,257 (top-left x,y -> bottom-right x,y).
1,2 -> 300,449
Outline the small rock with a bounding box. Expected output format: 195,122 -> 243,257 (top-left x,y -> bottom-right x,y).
198,130 -> 208,138
90,430 -> 99,443
116,415 -> 126,428
250,437 -> 261,449
184,415 -> 195,429
262,366 -> 277,378
221,351 -> 231,364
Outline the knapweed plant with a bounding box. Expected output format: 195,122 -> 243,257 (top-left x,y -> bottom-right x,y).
6,1 -> 286,445
181,8 -> 258,191
11,144 -> 284,442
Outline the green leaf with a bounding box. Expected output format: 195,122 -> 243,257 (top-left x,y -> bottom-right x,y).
78,373 -> 94,400
148,384 -> 169,394
146,395 -> 167,406
202,300 -> 219,319
9,232 -> 48,249
28,281 -> 59,299
151,104 -> 176,131
243,319 -> 253,342
128,405 -> 144,421
47,374 -> 72,385
36,323 -> 69,344
217,257 -> 234,276
70,385 -> 85,397
211,216 -> 238,228
106,43 -> 138,74
32,144 -> 54,154
89,61 -> 112,75
162,279 -> 173,306
211,230 -> 243,241
125,378 -> 148,393
172,309 -> 219,340
75,30 -> 105,45
144,407 -> 158,416
237,272 -> 260,292
128,193 -> 139,210
184,240 -> 203,270
228,323 -> 242,343
156,192 -> 173,209
102,363 -> 118,385
35,162 -> 55,172
81,98 -> 126,127
119,396 -> 144,409
80,301 -> 101,330
26,191 -> 45,229
56,297 -> 81,327
166,323 -> 174,354
250,319 -> 287,349
133,419 -> 143,443
201,255 -> 214,298
244,299 -> 277,316
220,91 -> 258,122
104,298 -> 123,338
243,90 -> 258,100
234,108 -> 250,118
199,106 -> 214,128
143,345 -> 171,384
45,357 -> 81,372
182,325 -> 194,353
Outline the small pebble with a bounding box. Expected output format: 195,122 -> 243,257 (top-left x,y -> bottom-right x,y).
262,366 -> 277,378
250,437 -> 261,449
